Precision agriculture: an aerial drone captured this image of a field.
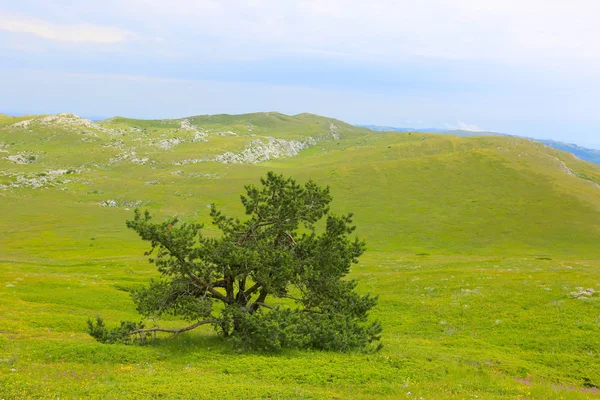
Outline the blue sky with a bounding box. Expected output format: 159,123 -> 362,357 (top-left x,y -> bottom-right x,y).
1,0 -> 600,148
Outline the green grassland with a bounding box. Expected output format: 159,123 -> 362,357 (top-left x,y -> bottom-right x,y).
1,112 -> 600,399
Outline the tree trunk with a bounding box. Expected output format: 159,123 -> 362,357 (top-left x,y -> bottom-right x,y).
249,289 -> 268,313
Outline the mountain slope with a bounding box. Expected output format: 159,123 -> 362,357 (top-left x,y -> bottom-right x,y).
537,139 -> 600,165
360,124 -> 600,165
3,112 -> 600,398
1,113 -> 599,258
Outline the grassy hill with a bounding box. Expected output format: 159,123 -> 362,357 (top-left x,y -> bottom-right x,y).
360,124 -> 600,165
2,112 -> 600,398
537,139 -> 600,165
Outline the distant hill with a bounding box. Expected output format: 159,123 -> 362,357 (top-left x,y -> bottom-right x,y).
358,124 -> 509,137
359,124 -> 600,165
535,139 -> 600,165
358,125 -> 450,133
2,111 -> 600,258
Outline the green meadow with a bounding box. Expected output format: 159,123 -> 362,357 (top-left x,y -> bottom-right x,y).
1,112 -> 600,399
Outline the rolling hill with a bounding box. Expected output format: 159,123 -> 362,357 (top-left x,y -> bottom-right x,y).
2,112 -> 600,399
536,139 -> 600,165
360,124 -> 600,165
2,112 -> 599,258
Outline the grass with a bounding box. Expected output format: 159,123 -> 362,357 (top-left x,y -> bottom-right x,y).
3,255 -> 599,398
1,112 -> 600,398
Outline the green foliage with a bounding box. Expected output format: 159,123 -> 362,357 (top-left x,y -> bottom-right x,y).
86,316 -> 147,344
236,307 -> 383,352
93,172 -> 381,351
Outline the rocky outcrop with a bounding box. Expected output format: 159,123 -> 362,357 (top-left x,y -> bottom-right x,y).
180,119 -> 208,142
151,120 -> 208,150
0,169 -> 79,189
9,113 -> 118,135
174,136 -> 317,165
570,288 -> 596,298
157,137 -> 184,150
5,153 -> 38,164
98,199 -> 143,208
330,123 -> 341,140
109,151 -> 149,165
213,136 -> 316,164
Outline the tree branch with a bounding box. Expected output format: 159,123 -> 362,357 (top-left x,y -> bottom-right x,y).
283,231 -> 297,245
153,240 -> 231,305
237,220 -> 278,244
249,289 -> 269,313
252,302 -> 274,310
211,279 -> 228,288
129,319 -> 215,336
226,275 -> 235,302
282,294 -> 303,302
188,272 -> 232,304
243,281 -> 262,298
235,277 -> 247,303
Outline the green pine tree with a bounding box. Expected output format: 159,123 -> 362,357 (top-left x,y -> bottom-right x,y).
88,172 -> 381,351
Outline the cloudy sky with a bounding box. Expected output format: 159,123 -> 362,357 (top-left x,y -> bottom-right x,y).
1,0 -> 600,147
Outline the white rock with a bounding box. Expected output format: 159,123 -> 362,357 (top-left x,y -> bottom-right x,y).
109,151 -> 149,165
569,288 -> 595,298
213,136 -> 317,164
99,199 -> 118,207
157,137 -> 184,150
330,123 -> 341,139
5,154 -> 37,164
10,113 -> 117,135
10,120 -> 31,129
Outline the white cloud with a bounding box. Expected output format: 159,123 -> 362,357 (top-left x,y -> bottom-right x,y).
3,0 -> 600,62
445,121 -> 485,132
100,0 -> 600,62
0,12 -> 131,43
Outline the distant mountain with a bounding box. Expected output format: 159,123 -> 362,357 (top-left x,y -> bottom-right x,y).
534,139 -> 600,165
358,125 -> 449,133
357,124 -> 507,137
444,130 -> 508,137
359,124 -> 600,165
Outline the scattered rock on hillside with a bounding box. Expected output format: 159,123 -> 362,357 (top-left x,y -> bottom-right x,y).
9,113 -> 118,135
1,169 -> 79,189
10,120 -> 31,129
98,199 -> 143,208
109,151 -> 149,165
157,137 -> 184,150
180,119 -> 208,142
213,136 -> 317,164
5,153 -> 38,164
99,199 -> 118,207
189,172 -> 219,179
569,288 -> 595,298
554,157 -> 600,188
215,130 -> 238,136
555,158 -> 574,176
173,158 -> 206,166
149,120 -> 208,150
329,123 -> 340,140
173,136 -> 316,165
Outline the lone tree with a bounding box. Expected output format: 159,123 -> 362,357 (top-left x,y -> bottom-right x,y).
89,172 -> 381,351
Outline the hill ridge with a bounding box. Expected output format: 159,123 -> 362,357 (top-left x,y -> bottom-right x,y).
359,123 -> 600,165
